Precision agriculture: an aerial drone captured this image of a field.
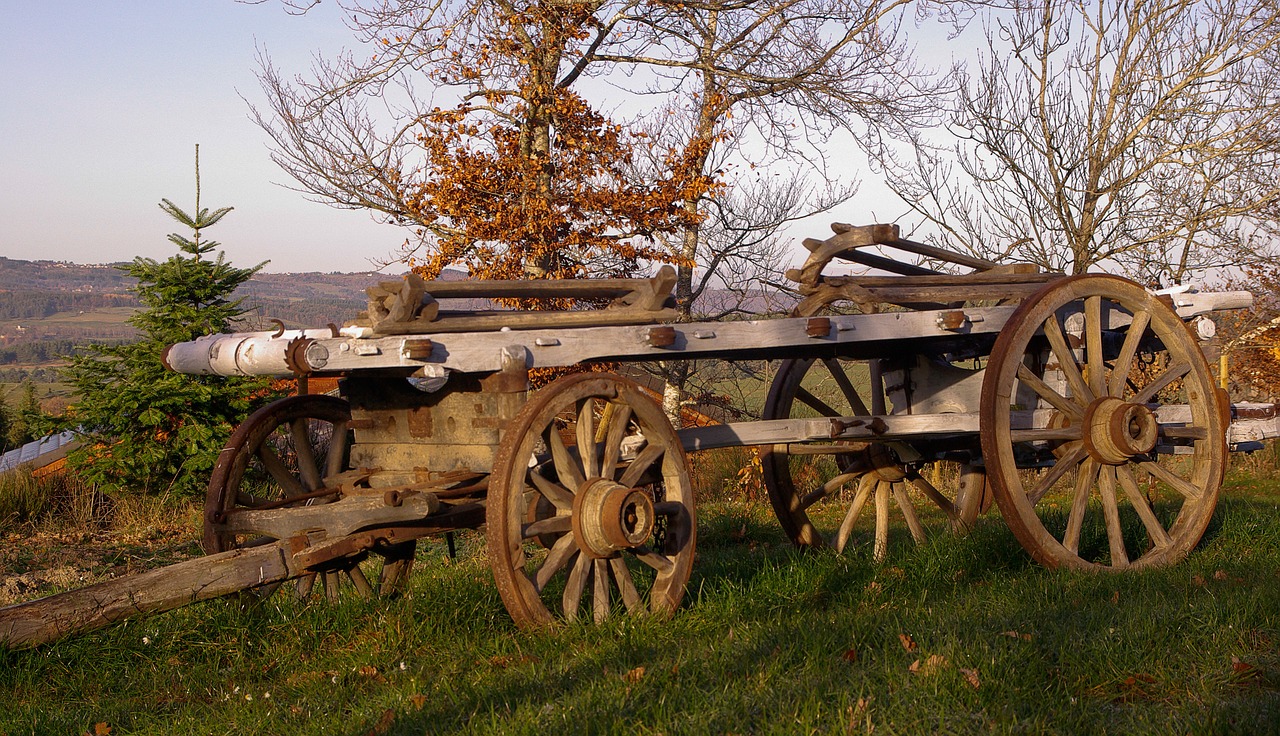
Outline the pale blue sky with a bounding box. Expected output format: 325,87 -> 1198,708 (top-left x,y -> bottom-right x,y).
0,1 -> 403,273
0,1 -> 915,275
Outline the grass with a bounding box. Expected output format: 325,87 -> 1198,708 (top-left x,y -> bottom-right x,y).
1,468 -> 1278,734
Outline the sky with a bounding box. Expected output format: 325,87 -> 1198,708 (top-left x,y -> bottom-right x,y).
0,1 -> 914,275
0,1 -> 409,274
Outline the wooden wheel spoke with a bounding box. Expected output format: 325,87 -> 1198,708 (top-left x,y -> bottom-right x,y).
609,556 -> 643,613
1028,443 -> 1088,505
873,481 -> 891,562
534,534 -> 579,592
561,552 -> 591,621
1117,465 -> 1173,550
576,399 -> 599,479
1132,361 -> 1191,405
1097,466 -> 1130,568
293,573 -> 316,600
1138,459 -> 1202,500
323,571 -> 342,603
256,445 -> 308,499
592,559 -> 610,624
1043,313 -> 1095,403
1009,426 -> 1083,442
523,515 -> 572,539
546,427 -> 586,492
892,482 -> 927,544
794,385 -> 843,418
1062,457 -> 1098,554
290,419 -> 324,492
619,443 -> 664,489
1109,312 -> 1151,397
836,473 -> 877,554
600,405 -> 633,482
905,469 -> 958,518
530,467 -> 575,511
1017,364 -> 1084,418
822,358 -> 871,415
629,545 -> 675,575
325,420 -> 349,479
1085,296 -> 1106,399
346,564 -> 375,597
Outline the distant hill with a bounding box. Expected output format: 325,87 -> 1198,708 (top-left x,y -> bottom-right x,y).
0,257 -> 406,397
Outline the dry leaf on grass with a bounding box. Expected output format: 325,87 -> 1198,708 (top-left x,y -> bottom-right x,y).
409,694 -> 427,710
898,633 -> 917,652
842,648 -> 859,663
92,724 -> 111,736
908,654 -> 949,676
960,668 -> 981,689
624,666 -> 646,684
999,630 -> 1033,641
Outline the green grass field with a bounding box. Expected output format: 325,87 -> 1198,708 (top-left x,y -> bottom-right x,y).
1,468 -> 1278,735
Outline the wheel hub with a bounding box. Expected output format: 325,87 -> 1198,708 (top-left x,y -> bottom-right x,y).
1083,397 -> 1158,464
572,478 -> 656,558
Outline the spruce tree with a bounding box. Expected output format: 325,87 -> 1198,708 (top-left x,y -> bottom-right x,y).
61,146 -> 276,495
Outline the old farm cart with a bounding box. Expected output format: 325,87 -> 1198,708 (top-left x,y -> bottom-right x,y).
0,223 -> 1258,646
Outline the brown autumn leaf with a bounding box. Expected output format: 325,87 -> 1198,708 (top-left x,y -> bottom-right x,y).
1111,590 -> 1120,605
1231,656 -> 1259,680
1213,570 -> 1229,581
909,654 -> 949,677
1192,574 -> 1207,586
842,648 -> 859,663
624,666 -> 646,684
364,708 -> 395,736
998,630 -> 1031,640
93,724 -> 111,736
898,633 -> 917,652
960,668 -> 981,689
409,694 -> 428,711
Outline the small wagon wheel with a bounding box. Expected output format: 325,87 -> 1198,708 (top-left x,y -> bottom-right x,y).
760,356 -> 968,561
205,395 -> 417,599
980,274 -> 1226,570
487,372 -> 696,628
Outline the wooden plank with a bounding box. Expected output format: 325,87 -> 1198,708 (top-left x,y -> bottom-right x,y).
412,265 -> 676,302
372,307 -> 677,334
0,538 -> 305,649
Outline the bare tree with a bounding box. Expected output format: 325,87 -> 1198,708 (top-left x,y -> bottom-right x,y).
879,0 -> 1280,283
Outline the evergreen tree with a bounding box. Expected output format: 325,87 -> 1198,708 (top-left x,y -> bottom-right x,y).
61,146 -> 276,495
7,383 -> 41,449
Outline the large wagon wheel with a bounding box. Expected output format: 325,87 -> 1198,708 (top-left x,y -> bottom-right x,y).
487,372 -> 696,628
760,356 -> 967,561
980,274 -> 1226,570
205,395 -> 417,599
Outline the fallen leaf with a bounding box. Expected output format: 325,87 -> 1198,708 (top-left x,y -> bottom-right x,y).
1192,574 -> 1206,586
1214,570 -> 1229,581
364,708 -> 395,736
841,648 -> 859,663
898,633 -> 917,652
1111,590 -> 1120,605
94,724 -> 111,736
960,668 -> 981,689
409,694 -> 427,710
624,666 -> 646,684
909,654 -> 949,676
359,665 -> 379,678
1231,657 -> 1259,680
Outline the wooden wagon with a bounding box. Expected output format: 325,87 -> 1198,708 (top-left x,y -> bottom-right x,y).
1,223 -> 1263,646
